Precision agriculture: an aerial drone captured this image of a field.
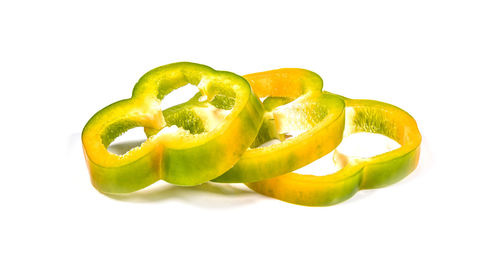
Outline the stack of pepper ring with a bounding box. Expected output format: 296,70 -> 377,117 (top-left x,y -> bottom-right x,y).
82,62 -> 421,206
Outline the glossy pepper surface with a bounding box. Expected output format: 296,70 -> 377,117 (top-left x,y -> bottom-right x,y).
82,62 -> 264,193
246,97 -> 421,206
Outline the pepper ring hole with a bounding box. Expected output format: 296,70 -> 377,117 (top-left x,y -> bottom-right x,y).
294,132 -> 401,176
107,127 -> 148,155
160,83 -> 200,110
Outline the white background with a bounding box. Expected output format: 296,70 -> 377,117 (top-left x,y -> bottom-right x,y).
1,0 -> 499,258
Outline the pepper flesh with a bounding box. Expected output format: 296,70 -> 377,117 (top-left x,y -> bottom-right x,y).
82,62 -> 264,193
246,97 -> 421,206
211,69 -> 346,183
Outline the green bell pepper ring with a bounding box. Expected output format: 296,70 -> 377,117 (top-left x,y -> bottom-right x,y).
82,62 -> 264,193
246,97 -> 421,206
211,68 -> 346,183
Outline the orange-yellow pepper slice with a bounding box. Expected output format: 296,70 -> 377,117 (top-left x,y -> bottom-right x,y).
212,69 -> 346,183
246,97 -> 421,206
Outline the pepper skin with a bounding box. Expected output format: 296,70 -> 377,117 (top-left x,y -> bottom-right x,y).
211,69 -> 346,183
246,97 -> 421,206
82,62 -> 264,193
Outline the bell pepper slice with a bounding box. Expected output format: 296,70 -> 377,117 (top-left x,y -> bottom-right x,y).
82,62 -> 264,193
210,68 -> 346,183
246,97 -> 421,206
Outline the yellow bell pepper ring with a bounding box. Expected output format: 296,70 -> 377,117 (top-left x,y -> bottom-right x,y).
246,97 -> 421,206
212,68 -> 346,183
82,62 -> 264,193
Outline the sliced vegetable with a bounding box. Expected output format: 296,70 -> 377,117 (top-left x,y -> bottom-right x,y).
211,69 -> 346,183
246,97 -> 421,206
82,62 -> 264,193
